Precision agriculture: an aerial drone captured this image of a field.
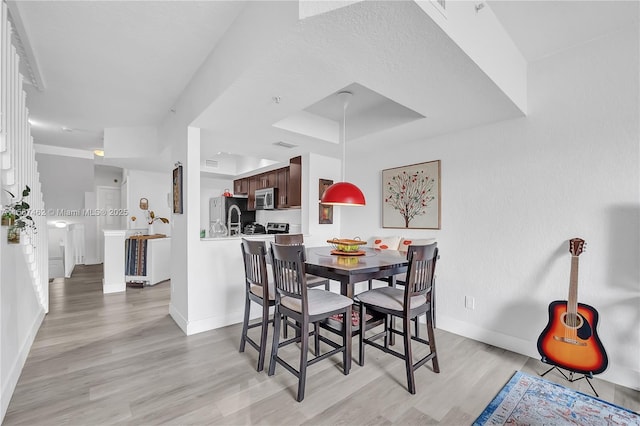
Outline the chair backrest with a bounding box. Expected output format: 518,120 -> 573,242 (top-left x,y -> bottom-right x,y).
274,233 -> 307,261
269,242 -> 308,308
241,239 -> 269,297
404,243 -> 438,304
274,233 -> 304,245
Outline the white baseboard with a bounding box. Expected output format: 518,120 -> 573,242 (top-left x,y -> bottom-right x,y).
1,307 -> 45,422
438,314 -> 640,391
169,303 -> 188,334
102,279 -> 125,294
185,312 -> 244,336
168,303 -> 248,336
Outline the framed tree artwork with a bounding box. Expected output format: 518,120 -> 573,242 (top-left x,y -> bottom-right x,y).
319,178 -> 333,224
382,160 -> 440,229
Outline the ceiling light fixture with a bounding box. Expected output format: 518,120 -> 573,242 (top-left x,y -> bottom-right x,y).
320,91 -> 366,206
55,221 -> 67,228
93,149 -> 104,157
273,141 -> 297,149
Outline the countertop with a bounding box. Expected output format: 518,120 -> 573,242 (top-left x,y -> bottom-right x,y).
200,234 -> 275,241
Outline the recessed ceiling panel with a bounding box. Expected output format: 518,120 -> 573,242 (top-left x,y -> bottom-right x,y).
273,82 -> 425,144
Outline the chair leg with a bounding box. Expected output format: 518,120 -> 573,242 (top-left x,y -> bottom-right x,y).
239,294 -> 251,353
403,315 -> 416,394
297,318 -> 310,402
283,315 -> 288,339
426,309 -> 440,373
384,314 -> 390,349
368,279 -> 373,290
314,322 -> 320,356
358,303 -> 366,366
344,305 -> 352,374
256,303 -> 269,372
325,281 -> 330,291
414,315 -> 420,338
268,308 -> 282,376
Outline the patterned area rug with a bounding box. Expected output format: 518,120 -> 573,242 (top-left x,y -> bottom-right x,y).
473,371 -> 640,425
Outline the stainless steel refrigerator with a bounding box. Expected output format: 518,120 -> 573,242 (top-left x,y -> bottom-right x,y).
209,196 -> 255,236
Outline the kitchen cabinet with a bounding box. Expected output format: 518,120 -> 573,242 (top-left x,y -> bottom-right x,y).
247,176 -> 258,210
258,171 -> 276,189
288,156 -> 302,208
276,167 -> 289,208
242,156 -> 302,211
233,178 -> 249,195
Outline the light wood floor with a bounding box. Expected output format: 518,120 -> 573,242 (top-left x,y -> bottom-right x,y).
4,264 -> 639,425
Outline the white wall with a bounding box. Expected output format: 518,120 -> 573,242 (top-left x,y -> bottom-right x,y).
125,169 -> 172,236
104,126 -> 158,158
36,154 -> 95,212
158,1 -> 300,333
0,230 -> 45,420
416,0 -> 527,113
344,26 -> 639,389
304,153 -> 341,240
35,155 -> 120,265
94,166 -> 123,188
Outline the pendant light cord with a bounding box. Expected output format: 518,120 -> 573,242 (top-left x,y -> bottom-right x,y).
342,100 -> 347,181
338,90 -> 352,182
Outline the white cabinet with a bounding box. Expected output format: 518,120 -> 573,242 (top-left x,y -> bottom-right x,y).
105,231 -> 172,293
125,236 -> 171,286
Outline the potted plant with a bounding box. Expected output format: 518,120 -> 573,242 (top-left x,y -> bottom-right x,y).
2,185 -> 36,244
146,210 -> 169,235
1,209 -> 15,226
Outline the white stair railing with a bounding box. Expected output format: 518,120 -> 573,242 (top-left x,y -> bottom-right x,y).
0,2 -> 48,311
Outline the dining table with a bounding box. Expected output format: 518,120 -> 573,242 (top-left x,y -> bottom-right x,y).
304,246 -> 409,299
304,246 -> 409,344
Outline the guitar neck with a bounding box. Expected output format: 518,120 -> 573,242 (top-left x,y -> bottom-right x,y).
567,255 -> 579,315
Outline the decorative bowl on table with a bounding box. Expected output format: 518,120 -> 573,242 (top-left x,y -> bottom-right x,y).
327,238 -> 367,255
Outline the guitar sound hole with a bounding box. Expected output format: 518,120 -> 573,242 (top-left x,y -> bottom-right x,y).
561,312 -> 583,329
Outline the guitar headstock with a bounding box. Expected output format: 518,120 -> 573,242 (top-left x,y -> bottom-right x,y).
569,238 -> 586,256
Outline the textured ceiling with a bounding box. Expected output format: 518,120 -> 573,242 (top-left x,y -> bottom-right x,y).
488,0 -> 638,61
193,0 -> 524,164
10,0 -> 639,172
14,0 -> 245,152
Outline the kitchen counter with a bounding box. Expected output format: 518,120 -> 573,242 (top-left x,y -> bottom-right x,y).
200,234 -> 275,241
185,232 -> 339,334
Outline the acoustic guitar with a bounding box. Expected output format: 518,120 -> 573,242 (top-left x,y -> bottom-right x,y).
537,238 -> 608,375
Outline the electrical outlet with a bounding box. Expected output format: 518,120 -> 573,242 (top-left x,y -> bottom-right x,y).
465,296 -> 475,310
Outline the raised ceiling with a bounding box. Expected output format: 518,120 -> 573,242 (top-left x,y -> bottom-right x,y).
9,1 -> 639,172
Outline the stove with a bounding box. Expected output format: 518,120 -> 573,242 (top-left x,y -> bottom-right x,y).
266,222 -> 289,234
243,223 -> 266,234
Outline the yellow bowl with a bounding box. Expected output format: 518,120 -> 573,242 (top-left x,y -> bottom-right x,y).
327,238 -> 366,252
337,244 -> 360,252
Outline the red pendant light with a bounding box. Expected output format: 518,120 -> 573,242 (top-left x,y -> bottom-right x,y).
320,182 -> 365,206
320,91 -> 366,206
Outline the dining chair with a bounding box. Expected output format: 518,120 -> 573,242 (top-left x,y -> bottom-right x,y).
239,239 -> 275,372
275,233 -> 332,339
268,242 -> 353,402
368,247 -> 437,337
274,234 -> 330,291
355,243 -> 439,394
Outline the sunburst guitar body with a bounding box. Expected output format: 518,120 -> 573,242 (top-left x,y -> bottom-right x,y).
536,238 -> 608,375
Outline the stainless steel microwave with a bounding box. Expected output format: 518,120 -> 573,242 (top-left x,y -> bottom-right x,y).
255,187 -> 277,210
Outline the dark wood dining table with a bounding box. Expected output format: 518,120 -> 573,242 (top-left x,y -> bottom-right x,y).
304,246 -> 408,299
